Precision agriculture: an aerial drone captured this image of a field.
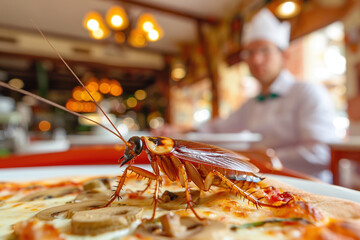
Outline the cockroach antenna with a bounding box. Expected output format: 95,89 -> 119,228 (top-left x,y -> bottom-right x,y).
29,19 -> 129,146
0,81 -> 122,139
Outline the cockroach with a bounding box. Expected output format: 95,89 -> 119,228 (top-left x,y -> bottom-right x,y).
0,24 -> 294,221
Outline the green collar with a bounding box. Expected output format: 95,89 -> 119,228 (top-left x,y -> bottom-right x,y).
256,93 -> 280,102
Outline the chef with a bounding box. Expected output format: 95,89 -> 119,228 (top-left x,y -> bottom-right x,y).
154,8 -> 338,181
197,8 -> 338,181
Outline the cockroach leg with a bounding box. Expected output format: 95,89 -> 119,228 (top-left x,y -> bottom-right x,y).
178,164 -> 205,221
137,180 -> 153,195
106,165 -> 157,207
147,175 -> 162,221
205,170 -> 260,208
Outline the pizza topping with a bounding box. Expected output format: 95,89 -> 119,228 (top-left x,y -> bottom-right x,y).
272,201 -> 324,222
35,200 -> 107,220
159,213 -> 190,237
263,187 -> 295,206
74,190 -> 110,202
230,217 -> 313,230
159,190 -> 200,210
13,219 -> 63,240
74,177 -> 113,202
135,213 -> 230,240
83,177 -> 112,191
71,206 -> 143,235
20,186 -> 80,202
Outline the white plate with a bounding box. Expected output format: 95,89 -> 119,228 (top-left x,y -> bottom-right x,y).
1,165 -> 359,203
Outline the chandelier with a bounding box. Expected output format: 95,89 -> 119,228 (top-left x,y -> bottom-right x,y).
83,6 -> 163,48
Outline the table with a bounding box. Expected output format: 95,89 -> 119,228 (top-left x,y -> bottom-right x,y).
329,136 -> 360,185
67,131 -> 262,150
0,144 -> 316,182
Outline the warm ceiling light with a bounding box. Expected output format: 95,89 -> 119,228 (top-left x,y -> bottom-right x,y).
112,15 -> 123,27
142,21 -> 154,32
106,6 -> 129,30
279,1 -> 296,15
137,13 -> 163,41
137,13 -> 157,30
273,0 -> 302,19
114,32 -> 126,44
87,19 -> 100,31
147,28 -> 160,41
91,28 -> 104,39
84,7 -> 163,47
128,29 -> 147,48
83,11 -> 103,31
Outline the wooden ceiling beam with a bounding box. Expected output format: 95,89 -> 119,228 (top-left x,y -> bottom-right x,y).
114,0 -> 219,24
289,0 -> 356,40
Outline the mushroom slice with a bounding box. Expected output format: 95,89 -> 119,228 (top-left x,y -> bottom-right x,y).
71,206 -> 143,235
136,213 -> 230,240
159,190 -> 200,210
75,178 -> 113,203
20,186 -> 80,202
74,190 -> 111,202
83,177 -> 112,191
35,200 -> 107,221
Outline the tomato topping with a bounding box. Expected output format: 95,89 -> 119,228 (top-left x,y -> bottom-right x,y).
13,219 -> 64,240
264,187 -> 293,204
127,191 -> 146,200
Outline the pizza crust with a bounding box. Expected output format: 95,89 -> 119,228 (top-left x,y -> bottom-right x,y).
263,177 -> 360,220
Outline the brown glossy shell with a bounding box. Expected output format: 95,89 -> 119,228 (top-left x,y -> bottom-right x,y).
143,137 -> 175,154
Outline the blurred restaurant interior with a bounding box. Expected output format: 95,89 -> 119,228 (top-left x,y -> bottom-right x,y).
0,0 -> 360,188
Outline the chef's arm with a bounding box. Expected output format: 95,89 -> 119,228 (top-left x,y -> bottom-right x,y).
277,85 -> 338,169
276,141 -> 331,167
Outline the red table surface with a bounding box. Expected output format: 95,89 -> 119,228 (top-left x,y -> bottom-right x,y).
0,145 -> 317,181
0,145 -> 148,169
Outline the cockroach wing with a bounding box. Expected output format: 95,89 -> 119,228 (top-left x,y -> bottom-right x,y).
172,140 -> 259,173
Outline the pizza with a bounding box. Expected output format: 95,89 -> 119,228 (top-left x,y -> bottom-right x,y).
1,170 -> 360,240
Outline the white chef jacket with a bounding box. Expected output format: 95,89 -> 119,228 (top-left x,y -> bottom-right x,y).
198,70 -> 338,178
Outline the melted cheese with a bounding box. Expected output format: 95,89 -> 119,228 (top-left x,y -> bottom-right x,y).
0,175 -> 317,240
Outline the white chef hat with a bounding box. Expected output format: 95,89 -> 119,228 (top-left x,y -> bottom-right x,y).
242,8 -> 291,50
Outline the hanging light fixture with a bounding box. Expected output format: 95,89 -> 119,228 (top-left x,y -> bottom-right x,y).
83,6 -> 163,47
83,11 -> 110,40
137,13 -> 163,42
267,0 -> 303,19
106,6 -> 129,30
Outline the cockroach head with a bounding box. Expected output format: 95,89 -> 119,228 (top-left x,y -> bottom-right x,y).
120,136 -> 143,166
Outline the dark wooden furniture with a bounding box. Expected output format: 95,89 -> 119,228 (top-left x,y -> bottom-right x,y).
329,137 -> 360,185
